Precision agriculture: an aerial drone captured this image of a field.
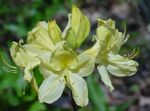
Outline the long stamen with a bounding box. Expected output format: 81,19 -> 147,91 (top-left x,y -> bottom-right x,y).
2,67 -> 17,73
123,48 -> 140,59
0,52 -> 18,73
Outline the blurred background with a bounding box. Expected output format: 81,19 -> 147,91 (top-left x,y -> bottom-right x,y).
0,0 -> 150,111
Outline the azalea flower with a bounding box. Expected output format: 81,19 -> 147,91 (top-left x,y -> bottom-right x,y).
95,19 -> 139,90
10,6 -> 96,107
38,41 -> 96,106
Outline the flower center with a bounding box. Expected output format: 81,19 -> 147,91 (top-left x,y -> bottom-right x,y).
50,46 -> 78,71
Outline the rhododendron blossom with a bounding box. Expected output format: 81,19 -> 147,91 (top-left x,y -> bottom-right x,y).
10,5 -> 138,107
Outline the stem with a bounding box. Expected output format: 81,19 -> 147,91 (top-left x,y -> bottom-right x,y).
70,92 -> 78,111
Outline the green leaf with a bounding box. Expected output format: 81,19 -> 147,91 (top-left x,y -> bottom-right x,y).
28,102 -> 47,111
87,74 -> 109,111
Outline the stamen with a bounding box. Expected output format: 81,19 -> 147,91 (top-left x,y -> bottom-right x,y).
2,67 -> 17,73
1,55 -> 17,69
0,52 -> 18,73
121,21 -> 130,45
123,48 -> 140,59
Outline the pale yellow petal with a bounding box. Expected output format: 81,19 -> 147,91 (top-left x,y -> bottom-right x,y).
63,6 -> 90,49
65,28 -> 77,49
76,15 -> 90,47
27,21 -> 54,51
10,41 -> 41,82
72,53 -> 95,77
72,5 -> 82,34
83,41 -> 100,57
49,41 -> 78,71
97,65 -> 114,91
38,74 -> 65,104
39,65 -> 52,78
23,44 -> 51,58
96,19 -> 129,54
48,20 -> 62,44
107,53 -> 138,77
66,74 -> 88,107
24,57 -> 41,81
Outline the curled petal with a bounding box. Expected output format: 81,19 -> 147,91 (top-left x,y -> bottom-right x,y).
107,53 -> 138,77
10,41 -> 41,82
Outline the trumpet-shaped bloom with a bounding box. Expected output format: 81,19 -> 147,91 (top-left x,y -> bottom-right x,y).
38,41 -> 95,106
95,19 -> 138,91
10,6 -> 95,107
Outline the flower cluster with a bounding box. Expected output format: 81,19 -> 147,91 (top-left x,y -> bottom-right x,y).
10,6 -> 138,107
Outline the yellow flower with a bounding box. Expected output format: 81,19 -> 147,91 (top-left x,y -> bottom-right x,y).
95,19 -> 138,91
10,6 -> 95,107
38,41 -> 95,106
9,4 -> 139,107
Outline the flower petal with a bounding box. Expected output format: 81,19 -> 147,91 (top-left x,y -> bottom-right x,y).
73,54 -> 95,77
27,21 -> 54,51
66,5 -> 90,48
72,42 -> 100,77
107,65 -> 137,77
23,44 -> 51,58
39,65 -> 52,78
48,20 -> 62,44
38,74 -> 65,104
10,41 -> 41,82
96,19 -> 128,53
97,65 -> 114,91
66,74 -> 88,107
24,58 -> 41,82
107,53 -> 138,77
49,41 -> 78,71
